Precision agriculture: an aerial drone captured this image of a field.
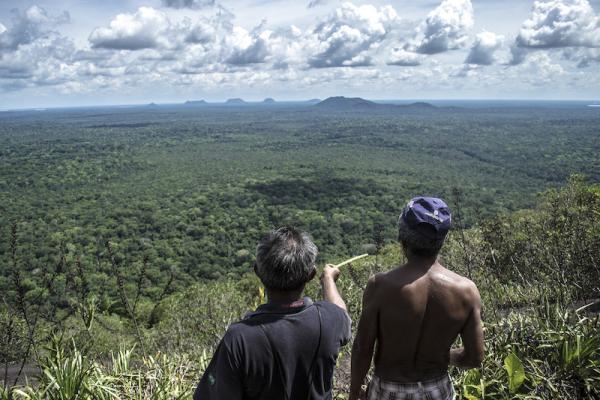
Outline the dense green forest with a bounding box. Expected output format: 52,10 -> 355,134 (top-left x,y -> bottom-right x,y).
1,103 -> 599,398
1,105 -> 598,294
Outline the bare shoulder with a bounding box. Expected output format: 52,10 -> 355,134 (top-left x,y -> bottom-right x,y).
365,268 -> 402,290
365,271 -> 385,291
436,266 -> 481,302
363,271 -> 388,300
455,275 -> 481,305
370,270 -> 389,282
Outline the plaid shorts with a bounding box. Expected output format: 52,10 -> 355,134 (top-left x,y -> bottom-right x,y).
367,374 -> 455,400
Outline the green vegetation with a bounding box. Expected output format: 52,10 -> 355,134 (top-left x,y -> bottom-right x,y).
1,105 -> 598,290
1,104 -> 599,398
2,176 -> 599,399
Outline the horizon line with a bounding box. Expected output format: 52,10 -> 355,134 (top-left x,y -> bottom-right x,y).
1,97 -> 599,112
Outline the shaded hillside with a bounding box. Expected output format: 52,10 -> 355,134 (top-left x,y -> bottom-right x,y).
400,101 -> 435,109
225,98 -> 246,105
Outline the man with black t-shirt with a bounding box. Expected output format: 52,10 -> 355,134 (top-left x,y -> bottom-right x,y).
194,226 -> 351,400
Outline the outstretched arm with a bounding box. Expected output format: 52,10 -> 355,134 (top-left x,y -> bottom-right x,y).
450,283 -> 484,369
321,264 -> 346,311
349,276 -> 379,400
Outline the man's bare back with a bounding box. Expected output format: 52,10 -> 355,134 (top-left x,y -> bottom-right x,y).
366,261 -> 483,382
349,196 -> 484,400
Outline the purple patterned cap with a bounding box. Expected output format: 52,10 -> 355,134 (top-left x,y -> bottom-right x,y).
399,196 -> 452,241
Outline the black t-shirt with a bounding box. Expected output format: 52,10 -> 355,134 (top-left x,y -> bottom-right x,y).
194,297 -> 351,400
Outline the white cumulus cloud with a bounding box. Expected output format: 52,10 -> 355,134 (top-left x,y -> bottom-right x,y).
0,34 -> 77,90
0,5 -> 77,91
510,0 -> 600,65
518,52 -> 566,84
87,6 -> 276,68
224,26 -> 271,65
89,7 -> 174,50
414,0 -> 474,54
0,5 -> 69,51
182,18 -> 216,44
465,31 -> 504,65
387,48 -> 422,66
516,0 -> 600,48
307,3 -> 399,68
563,46 -> 600,66
3,0 -> 598,101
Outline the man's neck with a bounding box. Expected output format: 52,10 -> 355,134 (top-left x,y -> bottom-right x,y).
266,288 -> 304,305
404,256 -> 438,271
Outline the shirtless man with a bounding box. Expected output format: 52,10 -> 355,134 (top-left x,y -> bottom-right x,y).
349,197 -> 484,400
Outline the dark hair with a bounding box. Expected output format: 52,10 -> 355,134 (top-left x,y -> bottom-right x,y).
255,227 -> 318,291
399,237 -> 441,258
398,219 -> 445,258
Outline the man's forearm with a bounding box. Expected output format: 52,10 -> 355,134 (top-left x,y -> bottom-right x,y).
321,275 -> 346,311
349,344 -> 372,400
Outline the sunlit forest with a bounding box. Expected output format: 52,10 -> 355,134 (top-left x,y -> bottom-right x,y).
1,102 -> 599,398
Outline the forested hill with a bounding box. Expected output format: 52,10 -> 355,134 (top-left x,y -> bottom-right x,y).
316,96 -> 379,109
315,96 -> 437,111
184,100 -> 208,106
225,98 -> 247,105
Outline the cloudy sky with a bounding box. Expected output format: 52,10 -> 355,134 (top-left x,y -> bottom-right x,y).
0,0 -> 599,108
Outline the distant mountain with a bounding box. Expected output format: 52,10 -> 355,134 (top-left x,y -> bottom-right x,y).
399,101 -> 435,109
263,98 -> 276,103
315,96 -> 377,109
184,100 -> 207,106
147,102 -> 159,108
225,98 -> 246,105
305,99 -> 321,104
315,96 -> 437,111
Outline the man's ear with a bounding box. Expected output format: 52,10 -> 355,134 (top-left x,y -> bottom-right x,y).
308,266 -> 317,282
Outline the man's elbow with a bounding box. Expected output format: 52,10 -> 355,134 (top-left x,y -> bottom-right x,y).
465,352 -> 484,368
454,347 -> 484,369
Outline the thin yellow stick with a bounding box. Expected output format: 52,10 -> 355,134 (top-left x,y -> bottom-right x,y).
334,253 -> 369,268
